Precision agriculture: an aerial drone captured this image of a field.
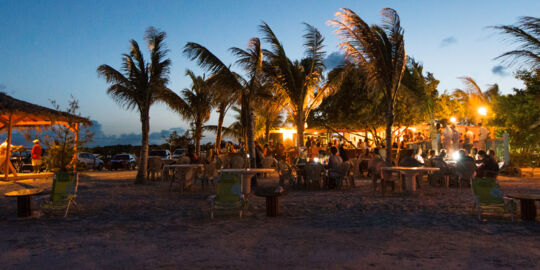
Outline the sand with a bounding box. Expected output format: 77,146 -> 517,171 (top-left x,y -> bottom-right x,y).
1,171 -> 540,269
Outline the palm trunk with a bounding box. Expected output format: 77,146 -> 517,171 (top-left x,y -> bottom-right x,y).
215,104 -> 226,155
385,101 -> 394,164
247,108 -> 256,168
195,123 -> 202,156
136,109 -> 150,184
296,113 -> 305,147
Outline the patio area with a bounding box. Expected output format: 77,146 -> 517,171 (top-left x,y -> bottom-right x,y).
0,171 -> 539,269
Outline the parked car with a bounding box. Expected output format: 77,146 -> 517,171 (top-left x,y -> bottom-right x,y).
77,152 -> 104,170
110,153 -> 137,170
171,148 -> 186,159
148,149 -> 171,160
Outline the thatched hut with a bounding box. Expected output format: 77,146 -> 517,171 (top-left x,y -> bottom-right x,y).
0,93 -> 91,180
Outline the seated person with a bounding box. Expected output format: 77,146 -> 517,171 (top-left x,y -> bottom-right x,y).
327,146 -> 343,189
399,150 -> 423,167
453,149 -> 476,179
476,150 -> 499,178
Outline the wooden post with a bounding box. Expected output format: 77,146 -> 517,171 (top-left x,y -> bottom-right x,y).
503,132 -> 510,166
72,123 -> 79,172
4,114 -> 12,181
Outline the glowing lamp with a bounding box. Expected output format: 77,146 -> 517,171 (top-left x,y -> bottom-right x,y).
452,151 -> 460,161
314,157 -> 319,163
478,107 -> 487,116
450,117 -> 457,123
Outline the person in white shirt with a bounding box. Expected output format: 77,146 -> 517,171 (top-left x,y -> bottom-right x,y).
442,123 -> 453,151
477,123 -> 490,151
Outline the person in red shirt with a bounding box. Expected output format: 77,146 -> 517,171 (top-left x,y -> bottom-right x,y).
31,139 -> 43,173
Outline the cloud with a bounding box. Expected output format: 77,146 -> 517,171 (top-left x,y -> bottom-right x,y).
324,52 -> 345,70
491,65 -> 508,77
86,121 -> 186,146
440,36 -> 457,47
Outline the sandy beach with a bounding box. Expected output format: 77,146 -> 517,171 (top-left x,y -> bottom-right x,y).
1,172 -> 539,269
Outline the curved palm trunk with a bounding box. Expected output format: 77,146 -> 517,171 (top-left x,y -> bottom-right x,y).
385,101 -> 394,164
195,122 -> 202,156
214,104 -> 226,155
295,113 -> 305,147
247,108 -> 256,168
136,110 -> 150,184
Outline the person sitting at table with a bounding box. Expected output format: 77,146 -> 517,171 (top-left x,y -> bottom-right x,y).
452,149 -> 476,185
339,144 -> 349,162
399,150 -> 423,167
476,150 -> 499,178
429,149 -> 451,186
327,146 -> 343,189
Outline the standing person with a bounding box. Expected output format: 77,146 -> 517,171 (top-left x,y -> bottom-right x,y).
31,139 -> 43,173
442,122 -> 453,151
463,128 -> 474,153
310,142 -> 320,159
451,124 -> 460,153
477,123 -> 490,151
327,146 -> 343,189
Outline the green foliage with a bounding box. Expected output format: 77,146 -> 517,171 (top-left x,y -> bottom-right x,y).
490,70 -> 540,152
42,97 -> 93,172
165,130 -> 192,151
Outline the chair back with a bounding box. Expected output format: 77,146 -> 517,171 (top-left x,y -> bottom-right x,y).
304,163 -> 323,183
456,160 -> 476,179
205,161 -> 218,179
148,156 -> 163,172
51,172 -> 78,203
216,172 -> 242,203
471,177 -> 504,205
230,155 -> 247,169
431,158 -> 450,175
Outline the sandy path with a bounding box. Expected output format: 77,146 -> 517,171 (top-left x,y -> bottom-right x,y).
0,172 -> 539,269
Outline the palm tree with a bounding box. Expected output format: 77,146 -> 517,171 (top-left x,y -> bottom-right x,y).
490,16 -> 540,68
97,27 -> 176,184
261,22 -> 329,147
184,39 -> 265,167
330,8 -> 407,163
454,77 -> 499,124
172,70 -> 214,156
211,82 -> 238,154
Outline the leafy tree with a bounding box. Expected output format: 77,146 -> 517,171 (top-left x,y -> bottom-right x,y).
97,27 -> 177,184
490,16 -> 540,68
330,8 -> 407,163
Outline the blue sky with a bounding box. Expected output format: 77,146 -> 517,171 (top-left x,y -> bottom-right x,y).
1,0 -> 538,138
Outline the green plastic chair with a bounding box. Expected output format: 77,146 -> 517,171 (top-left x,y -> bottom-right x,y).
208,171 -> 247,219
41,172 -> 79,217
471,177 -> 515,221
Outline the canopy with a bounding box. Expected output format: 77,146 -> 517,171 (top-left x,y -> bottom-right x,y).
0,93 -> 91,180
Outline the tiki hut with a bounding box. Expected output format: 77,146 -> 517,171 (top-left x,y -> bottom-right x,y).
0,92 -> 91,180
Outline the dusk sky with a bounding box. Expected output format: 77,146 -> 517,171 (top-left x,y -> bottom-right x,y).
1,0 -> 538,138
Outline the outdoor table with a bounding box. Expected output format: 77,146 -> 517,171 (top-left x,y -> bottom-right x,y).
381,167 -> 440,192
506,193 -> 540,221
4,188 -> 44,217
219,168 -> 276,194
164,164 -> 204,193
255,186 -> 287,217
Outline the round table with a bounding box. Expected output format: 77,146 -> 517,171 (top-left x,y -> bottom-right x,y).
4,188 -> 44,217
255,187 -> 287,217
506,193 -> 540,221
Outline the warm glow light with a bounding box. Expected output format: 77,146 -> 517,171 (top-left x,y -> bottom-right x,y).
452,151 -> 460,161
450,117 -> 457,123
314,132 -> 318,135
478,107 -> 487,116
314,157 -> 319,163
281,128 -> 296,141
410,127 -> 417,132
304,122 -> 308,129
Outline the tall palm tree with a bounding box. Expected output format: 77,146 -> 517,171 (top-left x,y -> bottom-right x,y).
261,22 -> 329,147
174,70 -> 214,155
330,8 -> 407,163
184,39 -> 265,167
211,82 -> 238,154
490,16 -> 540,68
97,27 -> 176,184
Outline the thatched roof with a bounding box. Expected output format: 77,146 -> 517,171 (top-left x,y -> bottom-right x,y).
0,92 -> 91,131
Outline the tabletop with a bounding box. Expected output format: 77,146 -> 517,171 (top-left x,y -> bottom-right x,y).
164,164 -> 204,168
382,166 -> 440,172
4,188 -> 44,197
506,193 -> 540,200
220,168 -> 275,174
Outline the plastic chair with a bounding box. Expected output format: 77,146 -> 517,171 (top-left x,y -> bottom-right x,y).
41,172 -> 79,217
304,163 -> 324,190
471,177 -> 515,221
208,172 -> 247,219
277,161 -> 294,186
337,162 -> 353,189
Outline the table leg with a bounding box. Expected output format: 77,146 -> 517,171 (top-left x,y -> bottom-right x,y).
17,195 -> 32,217
520,199 -> 537,221
266,196 -> 279,217
404,173 -> 418,192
